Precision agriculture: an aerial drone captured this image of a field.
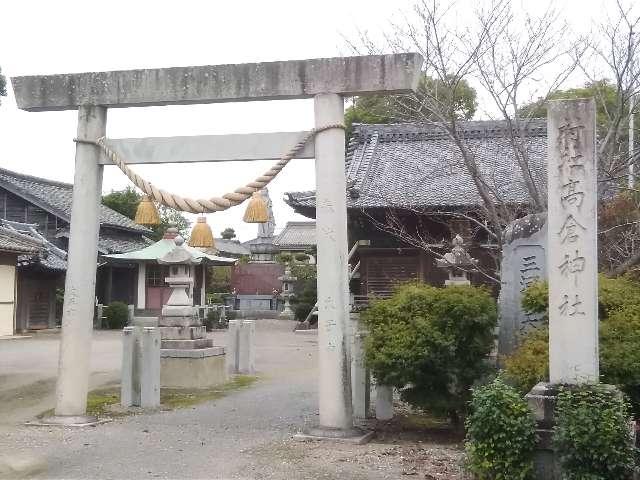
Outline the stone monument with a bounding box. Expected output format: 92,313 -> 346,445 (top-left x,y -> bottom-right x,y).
526,98 -> 599,478
158,235 -> 226,389
436,235 -> 478,286
497,213 -> 548,356
278,266 -> 297,320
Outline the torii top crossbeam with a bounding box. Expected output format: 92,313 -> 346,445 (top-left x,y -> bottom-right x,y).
12,53 -> 423,111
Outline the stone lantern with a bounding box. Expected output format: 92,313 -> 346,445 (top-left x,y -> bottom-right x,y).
157,235 -> 226,388
436,235 -> 478,286
277,266 -> 297,319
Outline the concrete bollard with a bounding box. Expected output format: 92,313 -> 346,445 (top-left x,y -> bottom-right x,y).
139,327 -> 160,408
127,304 -> 135,325
375,384 -> 394,421
239,320 -> 255,374
227,319 -> 241,374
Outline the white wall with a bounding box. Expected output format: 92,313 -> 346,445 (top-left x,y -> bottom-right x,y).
0,264 -> 16,336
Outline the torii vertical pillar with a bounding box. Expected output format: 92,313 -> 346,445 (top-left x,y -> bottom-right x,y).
53,106 -> 106,420
313,94 -> 353,431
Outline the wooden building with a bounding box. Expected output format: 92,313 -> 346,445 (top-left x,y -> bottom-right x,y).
285,120 -> 547,299
0,220 -> 67,333
0,168 -> 153,330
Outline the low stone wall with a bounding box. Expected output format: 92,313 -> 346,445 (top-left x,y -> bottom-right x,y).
231,310 -> 282,320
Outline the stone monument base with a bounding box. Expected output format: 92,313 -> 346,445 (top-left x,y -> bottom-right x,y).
526,382 -> 561,480
294,427 -> 375,445
160,347 -> 227,389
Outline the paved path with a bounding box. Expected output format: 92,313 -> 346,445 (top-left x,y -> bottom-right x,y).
0,321 -> 463,479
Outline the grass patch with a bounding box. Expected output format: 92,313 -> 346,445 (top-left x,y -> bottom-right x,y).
37,375 -> 259,419
161,375 -> 258,409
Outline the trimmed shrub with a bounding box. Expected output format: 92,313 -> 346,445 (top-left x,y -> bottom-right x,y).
362,283 -> 497,423
104,301 -> 129,329
465,377 -> 536,480
503,328 -> 549,394
554,384 -> 635,479
505,275 -> 640,416
600,304 -> 640,414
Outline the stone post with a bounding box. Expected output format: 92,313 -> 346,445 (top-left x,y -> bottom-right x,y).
375,384 -> 394,421
121,327 -> 138,408
238,320 -> 255,374
136,262 -> 146,310
547,98 -> 599,384
140,327 -> 160,408
350,313 -> 370,419
227,319 -> 240,374
313,93 -> 353,431
53,105 -> 106,420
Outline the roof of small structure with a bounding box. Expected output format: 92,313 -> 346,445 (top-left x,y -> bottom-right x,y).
274,221 -> 316,248
214,238 -> 251,256
285,120 -> 547,213
0,167 -> 150,234
0,220 -> 67,271
104,237 -> 236,265
55,228 -> 152,255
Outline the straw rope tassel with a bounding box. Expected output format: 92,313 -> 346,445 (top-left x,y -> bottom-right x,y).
134,195 -> 161,225
188,216 -> 215,249
73,124 -> 345,215
243,191 -> 269,223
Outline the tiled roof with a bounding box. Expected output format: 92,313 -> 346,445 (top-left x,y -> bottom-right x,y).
1,220 -> 67,271
285,120 -> 547,211
0,228 -> 42,254
214,238 -> 251,256
56,228 -> 152,255
274,221 -> 316,248
0,167 -> 150,233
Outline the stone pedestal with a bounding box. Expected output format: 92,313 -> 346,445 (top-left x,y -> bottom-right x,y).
525,382 -> 561,480
160,347 -> 226,389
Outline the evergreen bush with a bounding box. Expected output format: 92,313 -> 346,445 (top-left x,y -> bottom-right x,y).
104,301 -> 129,329
465,377 -> 536,480
554,384 -> 635,480
362,283 -> 497,424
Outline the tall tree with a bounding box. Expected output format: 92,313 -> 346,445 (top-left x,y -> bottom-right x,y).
102,187 -> 191,241
345,74 -> 477,138
220,227 -> 237,240
347,0 -> 580,281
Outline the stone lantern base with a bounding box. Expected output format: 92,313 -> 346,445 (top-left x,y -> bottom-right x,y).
160,347 -> 227,389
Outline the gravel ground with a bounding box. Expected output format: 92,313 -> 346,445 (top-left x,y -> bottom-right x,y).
0,320 -> 464,480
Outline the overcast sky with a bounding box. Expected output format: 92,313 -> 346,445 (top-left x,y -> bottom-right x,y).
0,0 -> 606,241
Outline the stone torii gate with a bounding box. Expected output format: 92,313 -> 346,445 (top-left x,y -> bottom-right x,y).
12,54 -> 423,432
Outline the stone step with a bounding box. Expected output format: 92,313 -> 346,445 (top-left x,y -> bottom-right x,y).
159,326 -> 206,340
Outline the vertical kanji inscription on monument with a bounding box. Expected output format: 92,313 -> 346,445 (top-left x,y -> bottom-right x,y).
548,98 -> 599,384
